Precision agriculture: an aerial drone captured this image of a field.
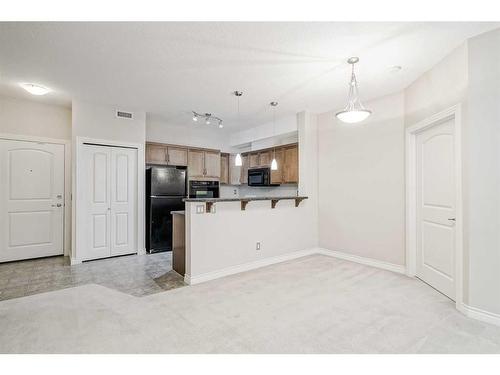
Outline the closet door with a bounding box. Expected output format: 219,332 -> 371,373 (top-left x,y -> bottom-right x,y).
82,145 -> 112,261
110,147 -> 137,256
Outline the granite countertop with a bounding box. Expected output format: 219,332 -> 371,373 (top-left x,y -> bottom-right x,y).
171,210 -> 185,215
183,196 -> 308,202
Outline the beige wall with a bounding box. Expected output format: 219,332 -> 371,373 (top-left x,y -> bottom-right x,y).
317,92 -> 405,266
404,43 -> 468,127
0,95 -> 71,140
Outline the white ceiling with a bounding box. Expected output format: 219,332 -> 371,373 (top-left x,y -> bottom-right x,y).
0,22 -> 497,130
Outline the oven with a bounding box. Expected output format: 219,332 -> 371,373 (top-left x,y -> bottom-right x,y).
189,180 -> 220,198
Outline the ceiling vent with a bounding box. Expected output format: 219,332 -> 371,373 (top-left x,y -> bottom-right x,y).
116,111 -> 133,119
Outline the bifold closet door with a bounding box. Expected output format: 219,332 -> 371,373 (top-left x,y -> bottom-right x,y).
81,144 -> 137,261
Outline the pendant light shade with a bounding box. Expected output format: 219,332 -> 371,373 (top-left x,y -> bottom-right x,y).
271,157 -> 278,170
235,153 -> 242,167
336,57 -> 371,124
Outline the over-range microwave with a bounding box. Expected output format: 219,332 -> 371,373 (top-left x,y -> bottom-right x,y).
248,167 -> 280,187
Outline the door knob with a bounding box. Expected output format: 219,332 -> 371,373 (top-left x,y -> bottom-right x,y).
51,204 -> 62,208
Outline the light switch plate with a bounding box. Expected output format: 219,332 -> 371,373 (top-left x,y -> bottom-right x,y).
196,205 -> 205,214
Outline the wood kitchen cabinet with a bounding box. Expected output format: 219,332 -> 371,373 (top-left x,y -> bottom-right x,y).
259,150 -> 271,166
167,146 -> 188,166
249,153 -> 259,168
146,144 -> 168,165
188,149 -> 220,179
229,154 -> 242,185
241,154 -> 249,184
146,143 -> 187,166
187,149 -> 205,178
283,144 -> 299,183
220,153 -> 229,184
204,150 -> 221,178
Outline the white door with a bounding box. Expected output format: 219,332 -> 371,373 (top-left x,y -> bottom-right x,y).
415,119 -> 456,300
81,144 -> 137,261
0,139 -> 65,262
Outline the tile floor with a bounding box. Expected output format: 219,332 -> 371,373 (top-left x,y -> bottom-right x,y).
0,252 -> 186,301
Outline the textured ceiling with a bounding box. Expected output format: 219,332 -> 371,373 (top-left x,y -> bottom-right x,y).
0,22 -> 497,130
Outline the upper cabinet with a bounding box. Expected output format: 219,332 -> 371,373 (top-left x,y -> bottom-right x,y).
220,153 -> 229,184
187,149 -> 205,177
270,148 -> 284,185
188,148 -> 220,179
283,144 -> 299,183
167,146 -> 188,166
146,143 -> 187,166
146,144 -> 168,165
241,155 -> 249,184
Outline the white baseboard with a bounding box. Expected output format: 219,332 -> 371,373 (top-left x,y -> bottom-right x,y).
184,248 -> 317,285
70,257 -> 82,265
460,303 -> 500,327
317,248 -> 406,274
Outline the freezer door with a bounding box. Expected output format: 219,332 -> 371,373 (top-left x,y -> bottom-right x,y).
150,166 -> 186,196
149,197 -> 184,252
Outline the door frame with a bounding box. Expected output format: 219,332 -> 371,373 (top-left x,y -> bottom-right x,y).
405,104 -> 463,308
73,136 -> 145,264
0,133 -> 71,257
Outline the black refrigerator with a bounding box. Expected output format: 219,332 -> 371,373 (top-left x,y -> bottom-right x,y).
145,165 -> 187,253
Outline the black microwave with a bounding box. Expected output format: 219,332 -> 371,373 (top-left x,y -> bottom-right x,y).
248,167 -> 279,187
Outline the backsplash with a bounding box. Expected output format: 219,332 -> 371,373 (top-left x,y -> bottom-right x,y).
220,184 -> 298,198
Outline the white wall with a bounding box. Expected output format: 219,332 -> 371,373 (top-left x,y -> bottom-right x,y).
72,100 -> 146,143
230,115 -> 297,148
463,28 -> 500,315
146,115 -> 233,152
405,43 -> 468,127
0,95 -> 71,140
317,92 -> 405,266
71,99 -> 147,260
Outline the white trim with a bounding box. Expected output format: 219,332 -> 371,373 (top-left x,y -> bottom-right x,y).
184,247 -> 407,285
460,303 -> 500,327
405,104 -> 463,310
73,136 -> 145,263
184,248 -> 318,285
0,133 -> 72,258
317,248 -> 406,274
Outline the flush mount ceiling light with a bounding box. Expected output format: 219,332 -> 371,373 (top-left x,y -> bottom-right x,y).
20,83 -> 51,96
335,57 -> 372,124
192,111 -> 223,128
233,91 -> 244,167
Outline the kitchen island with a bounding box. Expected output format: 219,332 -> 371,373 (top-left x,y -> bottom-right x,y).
177,195 -> 315,285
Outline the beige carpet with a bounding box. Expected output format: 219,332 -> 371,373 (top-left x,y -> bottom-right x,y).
1,254 -> 500,353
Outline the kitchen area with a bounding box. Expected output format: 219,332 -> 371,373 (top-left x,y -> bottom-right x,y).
144,140 -> 304,281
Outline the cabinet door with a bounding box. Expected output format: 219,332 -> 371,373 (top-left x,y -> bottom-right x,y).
259,151 -> 271,166
249,153 -> 259,168
188,149 -> 205,178
167,146 -> 188,166
283,145 -> 299,183
270,149 -> 284,185
220,153 -> 229,184
241,155 -> 249,184
204,151 -> 221,178
146,144 -> 167,165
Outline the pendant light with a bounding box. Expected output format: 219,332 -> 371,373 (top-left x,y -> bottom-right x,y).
234,91 -> 243,166
270,101 -> 278,171
336,57 -> 372,124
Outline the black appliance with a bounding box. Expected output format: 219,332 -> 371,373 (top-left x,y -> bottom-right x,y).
248,167 -> 279,187
145,165 -> 187,253
189,180 -> 220,198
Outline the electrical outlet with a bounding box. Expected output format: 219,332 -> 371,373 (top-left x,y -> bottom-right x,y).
196,205 -> 205,214
256,242 -> 261,251
210,204 -> 216,214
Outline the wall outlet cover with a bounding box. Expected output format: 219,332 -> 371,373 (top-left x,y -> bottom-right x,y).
196,205 -> 205,214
